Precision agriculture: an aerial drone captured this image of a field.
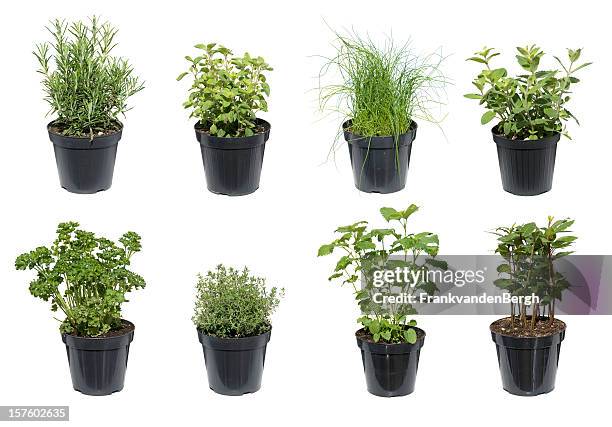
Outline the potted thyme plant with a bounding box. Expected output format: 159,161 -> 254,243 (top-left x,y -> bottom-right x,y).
193,265 -> 283,395
491,217 -> 575,395
318,205 -> 446,397
177,44 -> 273,196
466,46 -> 591,195
319,30 -> 447,193
14,222 -> 146,395
34,17 -> 144,193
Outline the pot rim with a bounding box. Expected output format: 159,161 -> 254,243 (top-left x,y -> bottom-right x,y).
343,120 -> 417,149
48,121 -> 123,150
47,120 -> 124,140
197,327 -> 272,351
490,317 -> 566,349
195,118 -> 271,149
343,119 -> 418,138
62,320 -> 135,350
489,316 -> 566,337
491,124 -> 560,149
355,327 -> 425,354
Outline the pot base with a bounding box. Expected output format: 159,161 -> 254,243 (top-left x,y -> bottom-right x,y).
48,123 -> 122,194
344,120 -> 417,194
491,317 -> 565,396
196,119 -> 270,197
198,329 -> 271,396
492,128 -> 559,196
356,328 -> 425,397
62,320 -> 134,396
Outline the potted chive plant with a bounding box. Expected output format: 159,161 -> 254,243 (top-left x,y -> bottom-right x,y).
319,30 -> 447,193
177,44 -> 273,196
491,217 -> 575,395
193,265 -> 283,395
14,222 -> 146,396
318,205 -> 446,397
34,17 -> 144,193
466,46 -> 591,195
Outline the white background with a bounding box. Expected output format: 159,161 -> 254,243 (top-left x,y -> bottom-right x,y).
0,0 -> 610,425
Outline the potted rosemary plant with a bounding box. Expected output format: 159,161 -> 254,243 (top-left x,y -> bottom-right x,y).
14,222 -> 146,395
34,17 -> 144,193
193,265 -> 283,395
466,46 -> 590,195
319,30 -> 447,193
318,205 -> 446,397
491,217 -> 575,395
178,44 -> 273,196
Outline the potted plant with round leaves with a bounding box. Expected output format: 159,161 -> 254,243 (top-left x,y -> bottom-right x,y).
14,222 -> 146,396
34,17 -> 144,193
490,217 -> 575,396
466,46 -> 591,195
318,205 -> 446,397
177,44 -> 273,196
319,30 -> 447,193
193,265 -> 283,395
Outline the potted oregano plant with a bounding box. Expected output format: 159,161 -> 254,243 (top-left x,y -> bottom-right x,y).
319,30 -> 447,193
14,222 -> 146,395
466,46 -> 591,195
177,44 -> 273,196
318,205 -> 446,397
491,217 -> 575,395
34,17 -> 144,193
193,265 -> 283,395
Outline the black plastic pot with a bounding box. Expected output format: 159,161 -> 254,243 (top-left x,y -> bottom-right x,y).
356,327 -> 425,397
343,120 -> 417,194
490,320 -> 566,396
492,127 -> 560,196
197,329 -> 271,395
195,119 -> 270,196
48,123 -> 122,194
61,321 -> 134,396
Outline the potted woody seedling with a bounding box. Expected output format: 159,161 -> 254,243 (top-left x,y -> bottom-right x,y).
178,44 -> 273,196
193,265 -> 283,395
318,205 -> 446,397
490,217 -> 575,396
34,17 -> 143,193
319,30 -> 447,193
15,222 -> 146,395
466,46 -> 591,195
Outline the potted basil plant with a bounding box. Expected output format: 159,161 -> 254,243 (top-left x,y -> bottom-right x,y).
491,217 -> 575,395
318,205 -> 446,397
34,17 -> 144,193
466,46 -> 591,195
15,222 -> 146,395
319,30 -> 447,193
177,44 -> 273,196
193,265 -> 283,395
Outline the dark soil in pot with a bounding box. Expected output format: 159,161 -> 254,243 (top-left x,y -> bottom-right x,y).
47,121 -> 122,194
490,317 -> 566,396
61,320 -> 135,396
492,126 -> 560,196
343,120 -> 417,194
197,329 -> 271,396
355,327 -> 425,397
195,118 -> 270,196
